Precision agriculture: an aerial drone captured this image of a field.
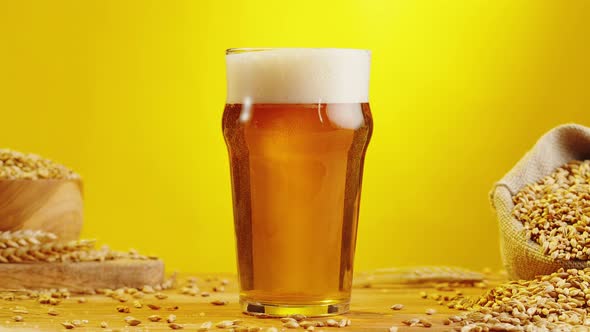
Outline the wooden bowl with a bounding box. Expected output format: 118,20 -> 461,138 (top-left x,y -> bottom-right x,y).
0,179 -> 83,240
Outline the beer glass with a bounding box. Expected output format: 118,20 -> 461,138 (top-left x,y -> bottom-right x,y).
223,48 -> 372,316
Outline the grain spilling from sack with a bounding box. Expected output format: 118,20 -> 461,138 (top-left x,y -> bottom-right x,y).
0,149 -> 79,180
453,268 -> 590,331
512,160 -> 590,261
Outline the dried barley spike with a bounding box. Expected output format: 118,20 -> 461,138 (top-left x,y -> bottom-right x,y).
0,230 -> 58,249
353,266 -> 484,287
0,233 -> 153,263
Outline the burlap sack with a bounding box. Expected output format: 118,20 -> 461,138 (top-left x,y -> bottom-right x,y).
490,123 -> 590,280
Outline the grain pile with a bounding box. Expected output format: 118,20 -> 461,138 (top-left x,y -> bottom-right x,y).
512,160 -> 590,260
0,148 -> 79,180
454,268 -> 590,332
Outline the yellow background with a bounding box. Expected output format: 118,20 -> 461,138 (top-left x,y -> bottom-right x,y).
0,1 -> 589,273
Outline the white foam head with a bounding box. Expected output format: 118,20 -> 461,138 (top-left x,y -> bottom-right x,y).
226,48 -> 370,104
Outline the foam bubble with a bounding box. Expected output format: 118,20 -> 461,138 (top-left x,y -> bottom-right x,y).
226,48 -> 370,104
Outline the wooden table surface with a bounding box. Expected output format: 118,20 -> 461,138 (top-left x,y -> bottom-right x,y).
0,273 -> 503,331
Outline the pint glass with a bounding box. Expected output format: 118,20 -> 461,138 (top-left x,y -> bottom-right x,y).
223,48 -> 372,316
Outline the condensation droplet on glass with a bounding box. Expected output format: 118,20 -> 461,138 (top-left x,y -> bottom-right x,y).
239,96 -> 253,123
326,104 -> 364,129
317,100 -> 324,124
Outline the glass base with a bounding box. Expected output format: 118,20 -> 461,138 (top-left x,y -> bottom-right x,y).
241,299 -> 350,317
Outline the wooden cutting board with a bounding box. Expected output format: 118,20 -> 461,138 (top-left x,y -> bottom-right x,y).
0,259 -> 164,292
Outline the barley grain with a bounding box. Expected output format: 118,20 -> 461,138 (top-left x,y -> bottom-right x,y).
211,299 -> 228,305
161,273 -> 177,290
155,292 -> 168,299
148,315 -> 162,322
142,285 -> 155,294
116,305 -> 129,313
289,314 -> 307,321
125,316 -> 141,326
283,321 -> 300,328
299,321 -> 316,328
402,318 -> 420,326
420,318 -> 432,327
216,320 -> 235,328
11,307 -> 28,314
198,321 -> 213,331
62,321 -> 75,329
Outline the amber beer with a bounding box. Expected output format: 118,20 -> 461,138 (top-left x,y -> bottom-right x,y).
223,48 -> 372,316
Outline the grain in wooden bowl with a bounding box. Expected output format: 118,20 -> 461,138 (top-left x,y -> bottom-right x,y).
0,149 -> 82,240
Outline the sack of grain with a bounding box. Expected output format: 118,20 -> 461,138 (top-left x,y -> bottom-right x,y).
490,123 -> 590,279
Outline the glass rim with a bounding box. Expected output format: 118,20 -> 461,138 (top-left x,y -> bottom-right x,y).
226,47 -> 370,55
